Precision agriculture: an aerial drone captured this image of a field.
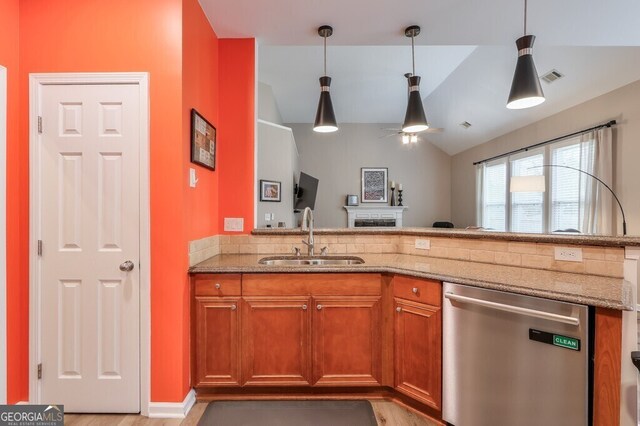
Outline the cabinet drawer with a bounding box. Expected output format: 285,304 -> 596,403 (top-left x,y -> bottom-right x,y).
243,274 -> 381,296
393,275 -> 441,306
194,274 -> 241,297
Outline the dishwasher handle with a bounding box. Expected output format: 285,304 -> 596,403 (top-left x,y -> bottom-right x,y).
444,292 -> 580,326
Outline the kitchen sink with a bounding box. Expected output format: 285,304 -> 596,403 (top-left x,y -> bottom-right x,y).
258,256 -> 365,266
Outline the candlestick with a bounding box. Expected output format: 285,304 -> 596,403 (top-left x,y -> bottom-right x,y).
390,188 -> 396,206
398,189 -> 403,206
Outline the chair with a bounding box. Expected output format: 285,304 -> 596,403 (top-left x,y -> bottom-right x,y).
433,221 -> 454,228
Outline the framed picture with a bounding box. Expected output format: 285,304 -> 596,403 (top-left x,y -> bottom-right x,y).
361,167 -> 388,203
190,109 -> 216,170
260,180 -> 281,202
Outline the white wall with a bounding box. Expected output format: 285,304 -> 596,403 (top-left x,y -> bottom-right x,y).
289,123 -> 452,228
451,79 -> 640,235
0,66 -> 7,404
256,120 -> 299,228
258,82 -> 283,125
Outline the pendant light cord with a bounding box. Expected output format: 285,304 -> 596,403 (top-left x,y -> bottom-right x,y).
411,33 -> 416,76
524,0 -> 527,36
323,34 -> 327,76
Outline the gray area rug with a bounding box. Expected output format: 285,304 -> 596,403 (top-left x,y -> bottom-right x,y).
198,400 -> 377,426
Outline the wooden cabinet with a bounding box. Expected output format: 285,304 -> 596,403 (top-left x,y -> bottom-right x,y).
312,296 -> 382,386
193,274 -> 242,387
241,273 -> 383,387
241,297 -> 312,386
393,276 -> 442,410
192,272 -> 441,414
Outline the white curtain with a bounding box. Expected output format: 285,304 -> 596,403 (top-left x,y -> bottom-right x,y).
580,126 -> 613,234
475,164 -> 484,227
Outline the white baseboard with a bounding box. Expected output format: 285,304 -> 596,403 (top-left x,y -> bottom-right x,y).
147,389 -> 196,419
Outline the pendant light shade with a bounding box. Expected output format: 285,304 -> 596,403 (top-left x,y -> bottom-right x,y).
314,76 -> 337,132
507,1 -> 545,109
313,25 -> 338,133
402,26 -> 429,133
403,75 -> 429,133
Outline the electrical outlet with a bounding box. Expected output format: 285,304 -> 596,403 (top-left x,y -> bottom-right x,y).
224,218 -> 244,232
554,247 -> 583,262
264,213 -> 273,221
415,239 -> 431,250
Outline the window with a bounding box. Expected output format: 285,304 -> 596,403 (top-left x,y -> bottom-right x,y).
481,160 -> 507,231
510,152 -> 544,233
477,136 -> 598,234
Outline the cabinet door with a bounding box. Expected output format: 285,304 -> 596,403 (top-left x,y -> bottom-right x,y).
394,298 -> 442,410
194,298 -> 241,387
242,297 -> 311,386
312,296 -> 382,386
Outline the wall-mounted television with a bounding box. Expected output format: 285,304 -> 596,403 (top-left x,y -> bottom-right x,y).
294,172 -> 319,211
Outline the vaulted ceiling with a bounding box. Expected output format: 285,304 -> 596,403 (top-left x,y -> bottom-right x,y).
199,0 -> 640,155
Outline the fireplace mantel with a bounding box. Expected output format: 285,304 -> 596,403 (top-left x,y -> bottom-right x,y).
343,206 -> 408,228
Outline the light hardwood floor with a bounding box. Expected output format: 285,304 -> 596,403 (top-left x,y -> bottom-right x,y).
63,400 -> 440,426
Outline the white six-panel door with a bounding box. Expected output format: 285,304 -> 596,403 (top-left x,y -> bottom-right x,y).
37,83 -> 140,412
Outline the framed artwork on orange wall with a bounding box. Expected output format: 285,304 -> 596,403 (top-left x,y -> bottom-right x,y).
190,109 -> 216,170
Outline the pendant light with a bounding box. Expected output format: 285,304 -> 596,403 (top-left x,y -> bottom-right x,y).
506,0 -> 545,109
313,25 -> 338,133
402,25 -> 429,133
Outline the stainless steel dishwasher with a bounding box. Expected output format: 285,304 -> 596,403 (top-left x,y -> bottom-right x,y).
443,282 -> 590,426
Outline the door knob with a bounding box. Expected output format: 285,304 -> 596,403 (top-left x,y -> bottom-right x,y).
317,304 -> 323,310
119,260 -> 135,272
396,307 -> 402,313
412,287 -> 419,294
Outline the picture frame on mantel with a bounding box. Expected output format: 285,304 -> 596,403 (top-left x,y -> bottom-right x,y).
361,167 -> 388,203
190,108 -> 216,170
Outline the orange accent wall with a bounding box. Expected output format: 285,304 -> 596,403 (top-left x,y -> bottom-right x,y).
7,0 -> 254,404
183,0 -> 220,240
218,39 -> 255,234
18,0 -> 188,403
0,0 -> 23,404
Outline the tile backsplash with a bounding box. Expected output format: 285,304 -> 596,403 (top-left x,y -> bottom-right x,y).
206,233 -> 625,278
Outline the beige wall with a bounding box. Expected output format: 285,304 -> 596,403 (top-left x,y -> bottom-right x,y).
451,79 -> 640,235
257,121 -> 299,228
289,123 -> 452,228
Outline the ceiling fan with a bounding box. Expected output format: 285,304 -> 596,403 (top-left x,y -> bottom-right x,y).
381,126 -> 444,144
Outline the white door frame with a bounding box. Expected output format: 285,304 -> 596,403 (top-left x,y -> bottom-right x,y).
29,73 -> 150,415
0,65 -> 7,405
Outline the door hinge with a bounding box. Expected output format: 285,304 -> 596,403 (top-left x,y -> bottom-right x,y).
38,116 -> 43,134
37,363 -> 42,379
37,240 -> 42,256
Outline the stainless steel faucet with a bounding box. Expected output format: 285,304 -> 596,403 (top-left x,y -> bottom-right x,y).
301,207 -> 315,256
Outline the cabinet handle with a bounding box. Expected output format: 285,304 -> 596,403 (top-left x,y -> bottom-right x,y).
215,283 -> 221,290
412,287 -> 418,294
317,304 -> 323,310
302,304 -> 308,310
230,304 -> 237,311
396,306 -> 402,313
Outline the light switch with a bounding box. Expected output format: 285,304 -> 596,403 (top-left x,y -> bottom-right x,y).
189,168 -> 198,188
265,213 -> 272,221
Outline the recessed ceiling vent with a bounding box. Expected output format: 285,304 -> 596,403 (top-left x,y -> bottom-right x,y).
541,69 -> 564,84
459,121 -> 472,129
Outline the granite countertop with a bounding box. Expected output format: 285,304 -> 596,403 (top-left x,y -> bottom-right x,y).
251,227 -> 640,248
190,253 -> 633,311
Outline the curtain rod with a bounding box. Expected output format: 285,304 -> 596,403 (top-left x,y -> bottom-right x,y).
473,120 -> 617,166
